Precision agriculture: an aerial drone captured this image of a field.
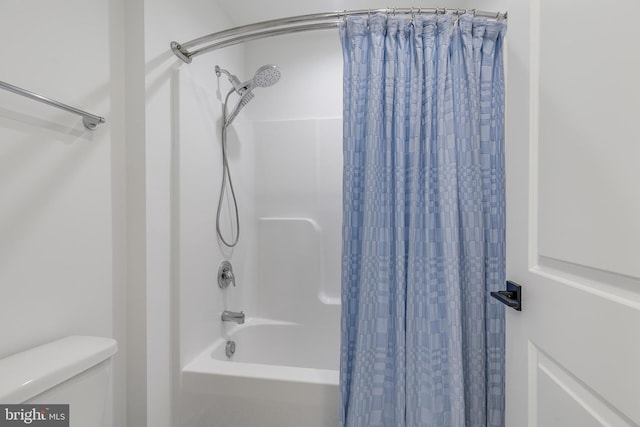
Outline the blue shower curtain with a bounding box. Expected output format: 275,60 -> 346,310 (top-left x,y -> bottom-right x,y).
339,13 -> 507,427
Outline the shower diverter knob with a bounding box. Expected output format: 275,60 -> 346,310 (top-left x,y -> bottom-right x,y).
218,260 -> 236,288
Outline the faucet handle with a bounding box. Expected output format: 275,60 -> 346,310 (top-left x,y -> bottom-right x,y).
218,261 -> 236,288
222,269 -> 234,282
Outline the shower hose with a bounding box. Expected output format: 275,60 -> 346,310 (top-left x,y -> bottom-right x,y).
215,89 -> 241,247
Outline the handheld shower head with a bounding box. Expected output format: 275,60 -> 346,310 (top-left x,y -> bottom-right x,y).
236,64 -> 281,92
219,64 -> 281,126
251,65 -> 281,88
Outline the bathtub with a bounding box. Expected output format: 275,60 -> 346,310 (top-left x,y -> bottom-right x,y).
180,318 -> 340,427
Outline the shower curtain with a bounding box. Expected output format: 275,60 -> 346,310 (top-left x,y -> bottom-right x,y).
339,13 -> 507,427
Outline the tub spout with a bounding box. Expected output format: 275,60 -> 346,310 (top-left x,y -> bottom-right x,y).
221,310 -> 245,324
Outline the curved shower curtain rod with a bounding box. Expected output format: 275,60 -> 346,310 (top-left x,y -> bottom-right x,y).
171,7 -> 507,63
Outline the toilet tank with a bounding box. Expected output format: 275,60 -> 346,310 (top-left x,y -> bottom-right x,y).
0,336 -> 117,426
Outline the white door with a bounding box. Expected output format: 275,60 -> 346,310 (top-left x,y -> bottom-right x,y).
504,0 -> 640,426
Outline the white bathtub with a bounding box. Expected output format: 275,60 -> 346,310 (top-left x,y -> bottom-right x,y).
180,318 -> 340,427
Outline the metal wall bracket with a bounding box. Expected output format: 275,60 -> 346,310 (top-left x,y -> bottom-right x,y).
170,42 -> 192,64
491,281 -> 522,311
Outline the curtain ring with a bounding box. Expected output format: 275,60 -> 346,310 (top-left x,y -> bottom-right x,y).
338,9 -> 346,21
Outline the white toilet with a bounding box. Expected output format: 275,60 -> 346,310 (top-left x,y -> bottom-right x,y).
0,335 -> 117,426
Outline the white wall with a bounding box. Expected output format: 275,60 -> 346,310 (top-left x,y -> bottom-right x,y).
140,1 -> 243,426
0,1 -> 126,426
217,0 -> 484,27
0,0 -> 114,358
245,31 -> 344,304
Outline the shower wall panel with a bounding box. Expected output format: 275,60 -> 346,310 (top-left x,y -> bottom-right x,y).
253,118 -> 342,301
